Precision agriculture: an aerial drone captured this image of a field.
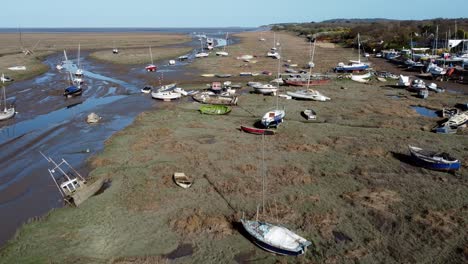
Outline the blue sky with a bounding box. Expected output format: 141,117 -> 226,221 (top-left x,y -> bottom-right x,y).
1,0 -> 466,28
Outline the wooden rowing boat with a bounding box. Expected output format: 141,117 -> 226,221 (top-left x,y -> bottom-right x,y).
173,172 -> 193,189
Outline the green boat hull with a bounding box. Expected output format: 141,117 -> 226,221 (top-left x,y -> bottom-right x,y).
199,105 -> 231,115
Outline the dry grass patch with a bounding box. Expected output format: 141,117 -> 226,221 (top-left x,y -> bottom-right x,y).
111,256 -> 169,264
299,211 -> 340,240
413,207 -> 467,238
170,209 -> 233,239
268,165 -> 314,187
342,188 -> 402,212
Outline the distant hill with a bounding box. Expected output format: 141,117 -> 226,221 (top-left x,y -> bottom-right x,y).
271,18 -> 468,51
321,18 -> 397,23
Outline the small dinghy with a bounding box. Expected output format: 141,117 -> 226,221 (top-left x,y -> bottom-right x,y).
141,86 -> 153,94
151,91 -> 181,101
241,219 -> 312,256
199,105 -> 231,115
240,125 -> 275,135
302,109 -> 317,120
173,172 -> 193,189
192,93 -> 238,105
408,145 -> 460,171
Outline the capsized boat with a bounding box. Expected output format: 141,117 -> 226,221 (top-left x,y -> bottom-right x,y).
241,219 -> 312,256
173,172 -> 193,189
240,125 -> 276,135
41,152 -> 105,206
287,89 -> 330,101
261,109 -> 285,128
408,145 -> 460,171
192,93 -> 238,105
199,105 -> 231,115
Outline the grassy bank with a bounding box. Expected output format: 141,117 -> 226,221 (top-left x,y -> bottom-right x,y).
0,31 -> 467,263
88,47 -> 193,65
1,77 -> 467,263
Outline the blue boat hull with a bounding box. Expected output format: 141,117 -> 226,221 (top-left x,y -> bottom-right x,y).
410,154 -> 461,171
334,65 -> 369,72
261,117 -> 283,128
248,234 -> 305,256
64,86 -> 82,97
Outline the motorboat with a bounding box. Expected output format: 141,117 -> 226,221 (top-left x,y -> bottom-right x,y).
141,86 -> 153,94
253,83 -> 279,95
287,89 -> 330,101
151,91 -> 182,101
261,109 -> 285,128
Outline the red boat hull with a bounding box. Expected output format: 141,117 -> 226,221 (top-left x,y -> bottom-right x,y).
284,79 -> 330,86
240,125 -> 275,135
145,65 -> 157,72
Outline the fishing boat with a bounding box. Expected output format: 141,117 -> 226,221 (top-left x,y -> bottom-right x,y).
253,83 -> 279,95
141,86 -> 153,94
41,152 -> 105,206
442,111 -> 468,128
173,172 -> 193,189
0,74 -> 15,121
151,91 -> 181,101
216,32 -> 229,56
334,33 -> 369,72
199,105 -> 231,115
302,109 -> 317,120
408,145 -> 460,171
287,89 -> 330,101
240,125 -> 276,135
192,93 -> 238,105
145,46 -> 157,72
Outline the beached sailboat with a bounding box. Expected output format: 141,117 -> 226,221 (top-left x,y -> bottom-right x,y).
241,135 -> 311,256
334,33 -> 369,72
253,83 -> 279,95
64,72 -> 82,98
0,74 -> 15,121
266,32 -> 280,59
74,43 -> 84,84
112,41 -> 119,54
216,32 -> 229,56
261,49 -> 285,128
145,46 -> 157,72
287,89 -> 330,101
195,38 -> 209,58
151,91 -> 181,101
40,152 -> 105,206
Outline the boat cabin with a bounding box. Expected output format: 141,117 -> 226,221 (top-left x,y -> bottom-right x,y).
211,82 -> 222,91
60,178 -> 81,195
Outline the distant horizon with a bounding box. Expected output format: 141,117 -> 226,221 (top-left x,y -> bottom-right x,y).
1,0 -> 467,28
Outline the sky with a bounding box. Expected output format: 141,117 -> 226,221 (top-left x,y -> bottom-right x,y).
0,0 -> 466,28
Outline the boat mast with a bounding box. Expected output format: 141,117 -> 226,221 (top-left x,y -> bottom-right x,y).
261,134 -> 265,215
149,46 -> 154,64
63,50 -> 68,62
357,33 -> 361,63
276,47 -> 281,109
77,43 -> 81,70
306,39 -> 316,90
434,25 -> 439,56
2,74 -> 6,112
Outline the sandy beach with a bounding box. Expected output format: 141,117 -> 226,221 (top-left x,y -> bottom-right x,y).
0,30 -> 467,263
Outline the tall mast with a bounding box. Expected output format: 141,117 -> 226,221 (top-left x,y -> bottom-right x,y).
261,134 -> 265,215
77,43 -> 81,70
2,74 -> 6,112
276,47 -> 281,109
149,46 -> 154,64
306,39 -> 316,90
358,33 -> 361,63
